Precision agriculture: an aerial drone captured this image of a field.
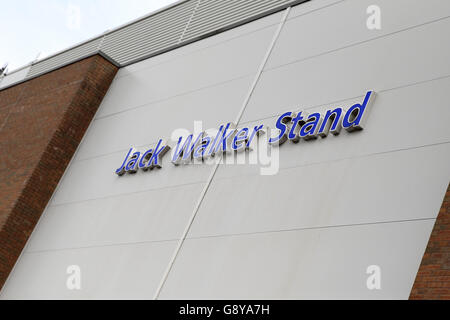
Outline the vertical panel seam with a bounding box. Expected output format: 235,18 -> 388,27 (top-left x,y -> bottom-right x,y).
152,7 -> 292,300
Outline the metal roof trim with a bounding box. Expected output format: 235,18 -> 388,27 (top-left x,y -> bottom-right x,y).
2,0 -> 311,88
0,51 -> 119,92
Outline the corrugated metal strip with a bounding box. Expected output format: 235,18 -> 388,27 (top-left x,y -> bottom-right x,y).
14,0 -> 304,87
27,38 -> 102,78
101,0 -> 196,65
181,0 -> 293,41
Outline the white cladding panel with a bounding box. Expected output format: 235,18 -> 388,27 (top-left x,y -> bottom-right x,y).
95,22 -> 280,119
74,75 -> 255,162
191,144 -> 450,238
243,10 -> 450,122
160,220 -> 435,300
1,0 -> 450,299
2,241 -> 177,300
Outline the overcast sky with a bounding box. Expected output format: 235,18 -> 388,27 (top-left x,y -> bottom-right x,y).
0,0 -> 178,71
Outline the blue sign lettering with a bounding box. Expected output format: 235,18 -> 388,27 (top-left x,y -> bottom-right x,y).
115,91 -> 375,176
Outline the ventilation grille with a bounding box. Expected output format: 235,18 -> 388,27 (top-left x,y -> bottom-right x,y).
10,0 -> 304,86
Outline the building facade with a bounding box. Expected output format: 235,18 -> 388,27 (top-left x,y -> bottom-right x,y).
0,0 -> 449,299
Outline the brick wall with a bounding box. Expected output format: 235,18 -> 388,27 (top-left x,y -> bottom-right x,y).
410,183 -> 450,300
0,55 -> 118,290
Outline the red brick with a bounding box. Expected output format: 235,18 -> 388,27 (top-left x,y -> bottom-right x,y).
0,55 -> 117,291
410,183 -> 450,300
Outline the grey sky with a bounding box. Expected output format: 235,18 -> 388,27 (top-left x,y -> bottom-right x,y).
0,0 -> 178,71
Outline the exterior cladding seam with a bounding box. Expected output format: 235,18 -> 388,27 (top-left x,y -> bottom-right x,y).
410,183 -> 450,300
0,55 -> 118,291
